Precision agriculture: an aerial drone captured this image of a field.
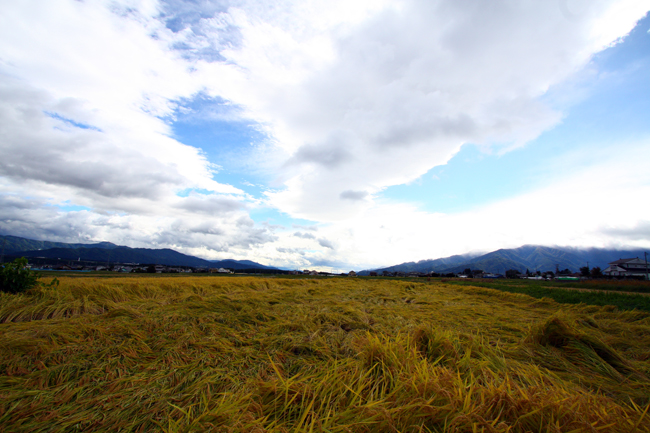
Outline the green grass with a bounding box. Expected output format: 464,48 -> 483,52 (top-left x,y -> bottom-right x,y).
444,279 -> 650,312
1,276 -> 650,432
551,279 -> 650,294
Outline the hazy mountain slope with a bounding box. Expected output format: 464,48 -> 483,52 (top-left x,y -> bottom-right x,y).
363,245 -> 647,275
358,253 -> 478,275
441,246 -> 586,274
209,259 -> 278,270
569,248 -> 648,268
16,247 -> 214,268
4,235 -> 278,269
440,255 -> 533,275
0,234 -> 118,254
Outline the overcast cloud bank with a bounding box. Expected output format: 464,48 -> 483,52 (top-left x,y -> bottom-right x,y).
1,0 -> 649,271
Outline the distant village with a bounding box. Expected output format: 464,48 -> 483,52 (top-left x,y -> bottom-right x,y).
23,257 -> 650,280
362,257 -> 649,281
350,256 -> 649,280
29,263 -> 233,274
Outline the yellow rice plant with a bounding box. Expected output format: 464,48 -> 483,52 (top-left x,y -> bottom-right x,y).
0,276 -> 649,432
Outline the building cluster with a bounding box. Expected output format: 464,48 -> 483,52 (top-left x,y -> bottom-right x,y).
375,271 -> 454,278
287,269 -> 358,277
28,263 -> 234,274
22,256 -> 650,280
369,257 -> 649,280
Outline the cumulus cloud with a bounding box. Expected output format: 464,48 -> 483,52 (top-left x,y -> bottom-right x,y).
192,0 -> 648,221
173,194 -> 244,215
292,142 -> 650,269
0,0 -> 275,258
0,193 -> 276,256
287,141 -> 354,169
601,222 -> 650,241
317,238 -> 334,249
292,224 -> 318,231
0,1 -> 241,200
293,231 -> 316,239
1,0 -> 648,272
276,247 -> 306,255
340,190 -> 368,201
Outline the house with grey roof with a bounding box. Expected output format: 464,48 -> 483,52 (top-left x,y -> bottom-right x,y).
603,258 -> 649,279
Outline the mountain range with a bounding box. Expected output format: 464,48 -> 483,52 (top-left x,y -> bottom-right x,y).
3,234 -> 647,275
0,235 -> 278,270
359,245 -> 648,275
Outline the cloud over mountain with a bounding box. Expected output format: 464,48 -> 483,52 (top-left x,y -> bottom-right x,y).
0,0 -> 648,272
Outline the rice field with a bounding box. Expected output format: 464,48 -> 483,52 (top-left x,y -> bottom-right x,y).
1,276 -> 650,432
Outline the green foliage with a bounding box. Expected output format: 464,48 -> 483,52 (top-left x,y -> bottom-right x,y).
0,257 -> 41,294
505,269 -> 520,278
447,278 -> 650,312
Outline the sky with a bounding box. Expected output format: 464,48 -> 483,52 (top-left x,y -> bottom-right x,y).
1,0 -> 649,272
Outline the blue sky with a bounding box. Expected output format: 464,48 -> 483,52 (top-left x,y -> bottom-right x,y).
170,95 -> 269,192
167,9 -> 650,220
377,13 -> 650,215
1,1 -> 649,271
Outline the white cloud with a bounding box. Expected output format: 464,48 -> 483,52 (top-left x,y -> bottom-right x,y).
293,231 -> 315,239
340,190 -> 369,201
292,140 -> 650,270
0,191 -> 276,257
0,0 -> 273,258
192,0 -> 648,221
317,238 -> 334,249
0,0 -> 648,271
0,0 -> 240,196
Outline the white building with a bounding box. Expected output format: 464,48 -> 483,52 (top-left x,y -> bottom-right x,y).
603,258 -> 649,279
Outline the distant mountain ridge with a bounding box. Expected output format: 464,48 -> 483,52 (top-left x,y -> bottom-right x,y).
362,253 -> 480,275
1,235 -> 277,270
0,234 -> 119,253
359,245 -> 647,275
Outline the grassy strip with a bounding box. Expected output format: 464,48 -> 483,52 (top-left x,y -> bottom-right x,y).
552,279 -> 650,294
446,279 -> 650,311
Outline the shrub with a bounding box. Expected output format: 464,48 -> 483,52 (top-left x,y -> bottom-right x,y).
0,257 -> 41,294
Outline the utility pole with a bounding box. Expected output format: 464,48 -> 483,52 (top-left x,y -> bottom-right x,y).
645,252 -> 649,282
0,238 -> 6,264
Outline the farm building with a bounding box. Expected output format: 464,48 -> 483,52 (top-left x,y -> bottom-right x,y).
603,258 -> 649,279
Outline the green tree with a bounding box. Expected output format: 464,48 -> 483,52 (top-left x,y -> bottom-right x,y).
0,257 -> 41,294
580,266 -> 590,277
591,267 -> 603,278
505,269 -> 519,279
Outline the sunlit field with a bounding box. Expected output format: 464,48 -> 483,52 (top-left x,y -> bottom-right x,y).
1,276 -> 650,432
